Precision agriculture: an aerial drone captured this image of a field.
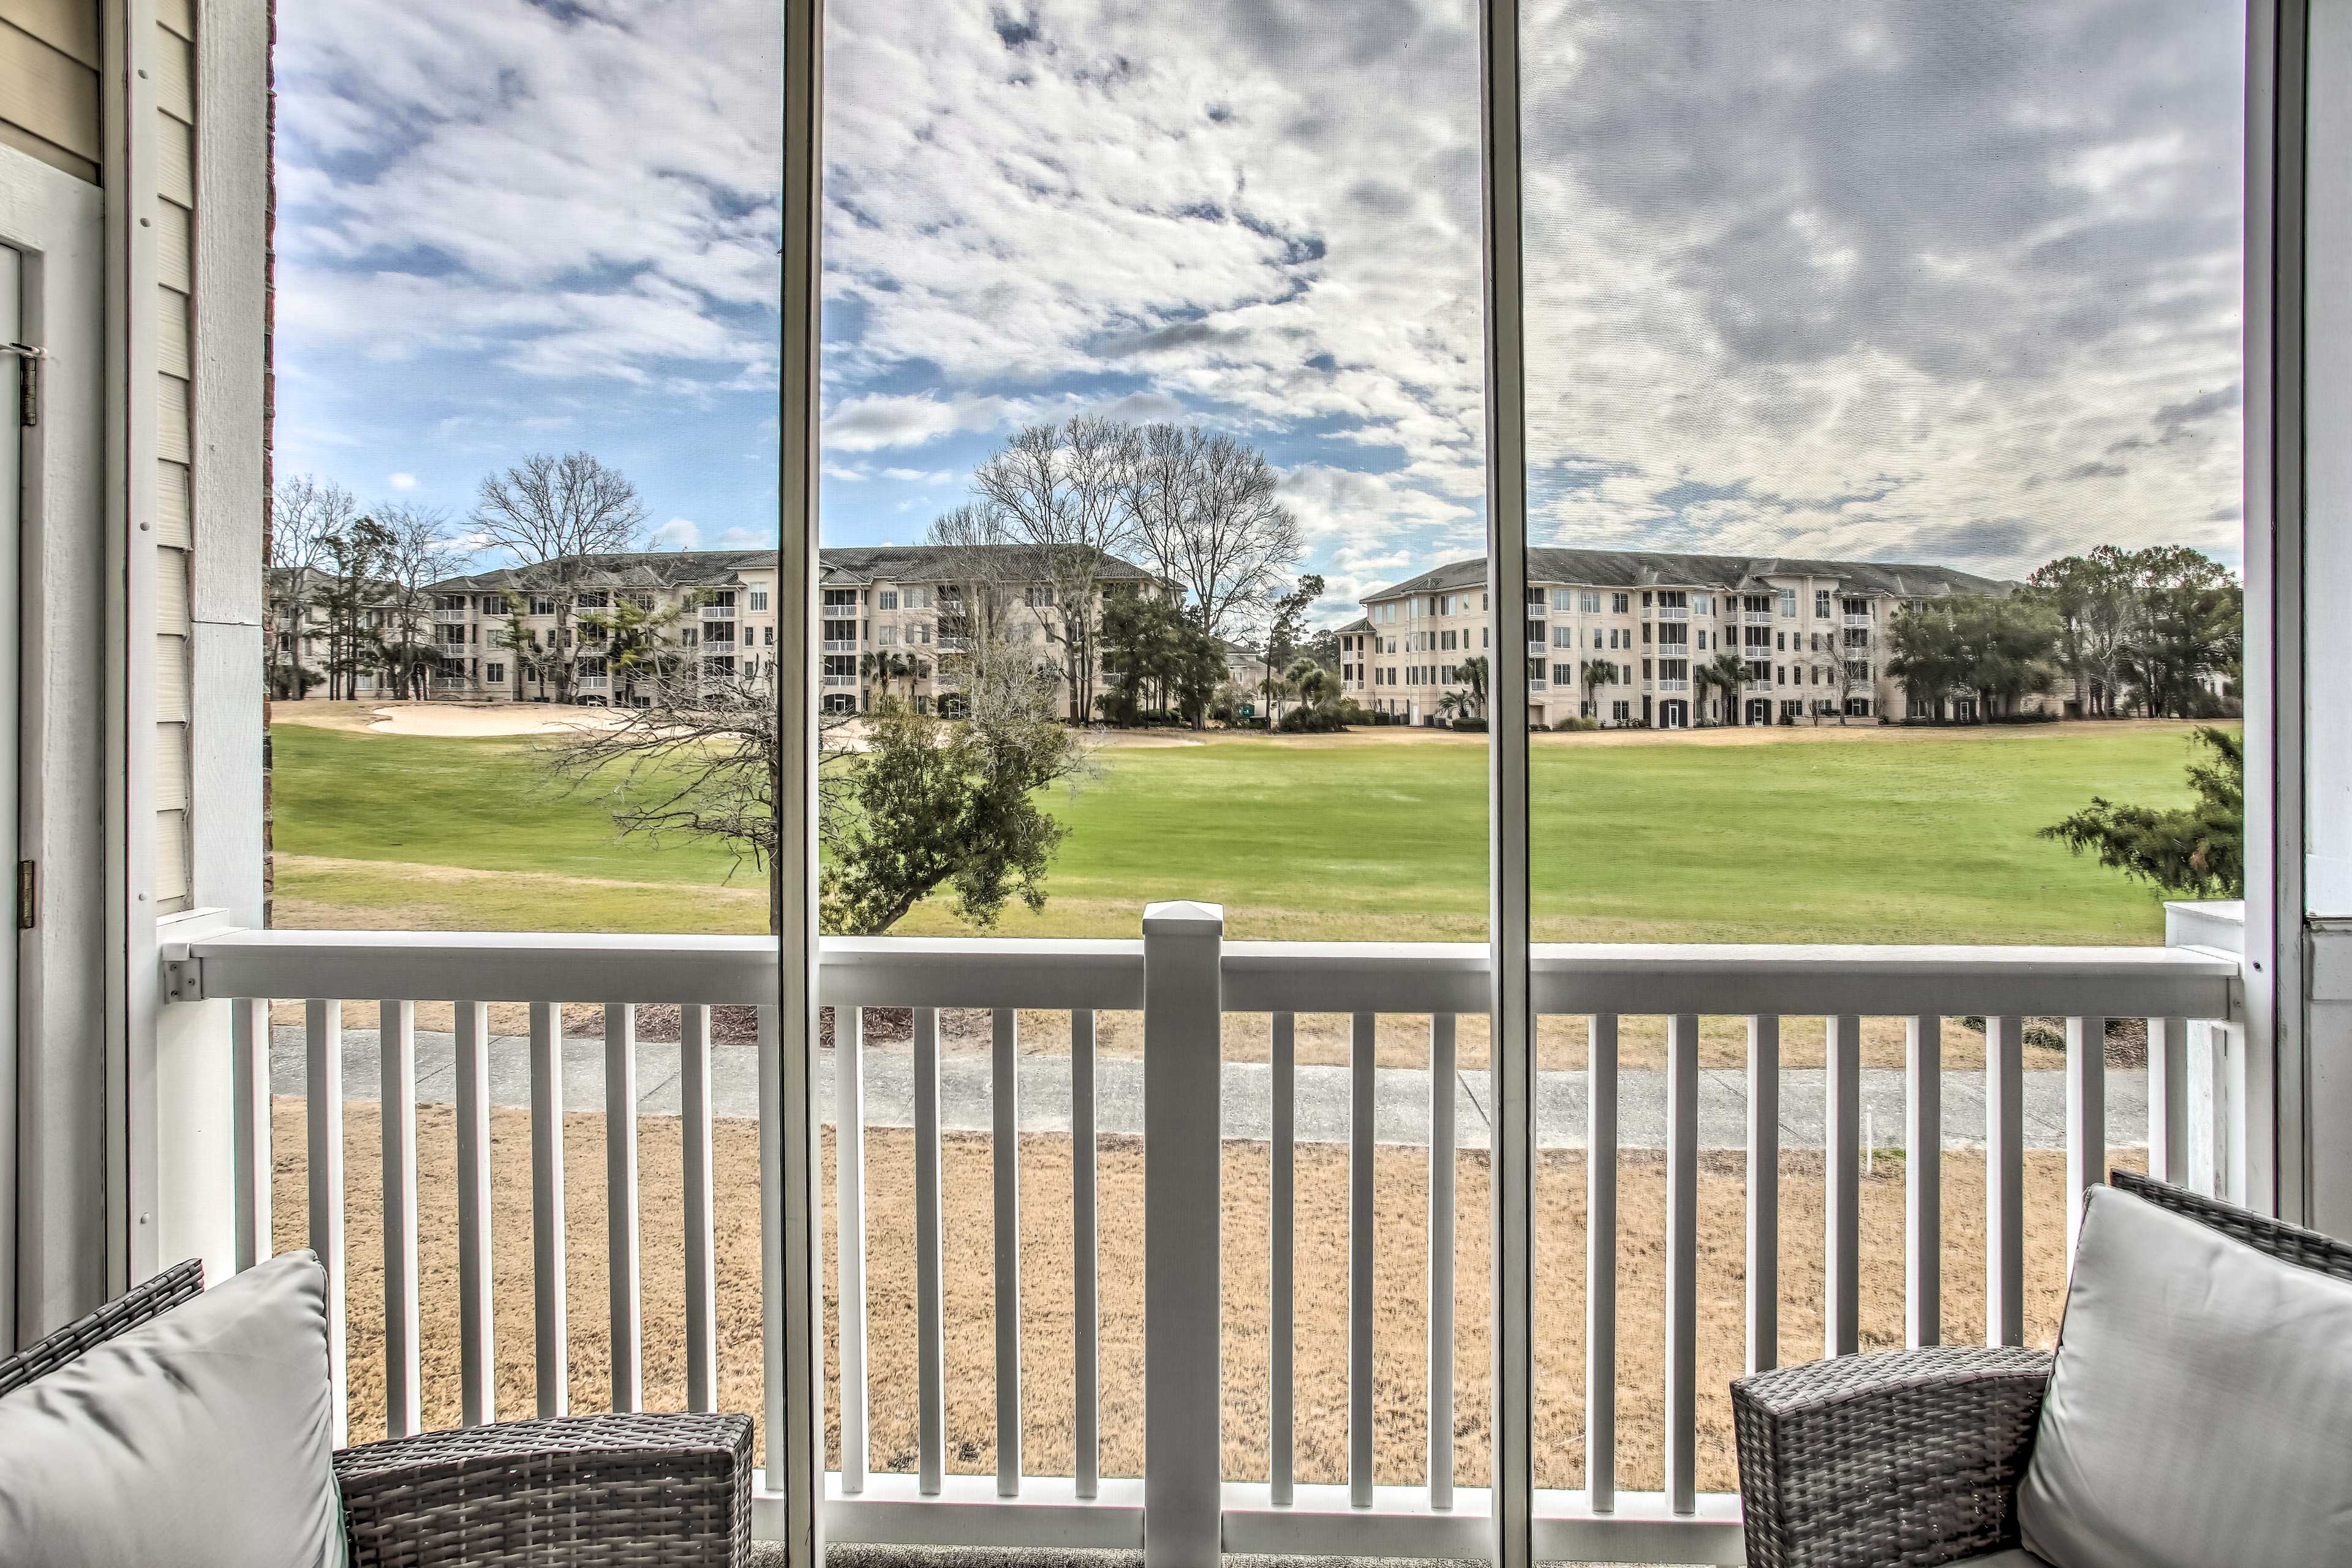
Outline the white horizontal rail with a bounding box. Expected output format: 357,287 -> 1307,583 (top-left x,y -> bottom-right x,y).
175,929 -> 2240,1022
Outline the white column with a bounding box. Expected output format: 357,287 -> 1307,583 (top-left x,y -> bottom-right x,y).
1142,902 -> 1224,1568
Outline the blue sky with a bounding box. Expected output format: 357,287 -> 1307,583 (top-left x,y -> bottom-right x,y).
274,0 -> 2245,627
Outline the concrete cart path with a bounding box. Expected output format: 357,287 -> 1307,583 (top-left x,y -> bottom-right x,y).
272,1027 -> 2143,1152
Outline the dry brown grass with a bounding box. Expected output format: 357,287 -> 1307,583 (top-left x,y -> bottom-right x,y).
280,1099 -> 2120,1494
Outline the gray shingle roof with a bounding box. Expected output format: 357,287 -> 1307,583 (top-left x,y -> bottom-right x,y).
431,544 -> 1158,595
1363,548 -> 2016,602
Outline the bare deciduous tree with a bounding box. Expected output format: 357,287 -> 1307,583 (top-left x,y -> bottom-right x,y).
1123,423 -> 1302,642
267,473 -> 357,698
375,503 -> 467,699
471,452 -> 648,703
971,417 -> 1143,720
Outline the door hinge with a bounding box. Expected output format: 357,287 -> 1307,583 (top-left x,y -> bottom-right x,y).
15,861 -> 33,930
2,342 -> 43,426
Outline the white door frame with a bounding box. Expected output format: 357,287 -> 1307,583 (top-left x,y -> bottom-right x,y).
0,147 -> 109,1348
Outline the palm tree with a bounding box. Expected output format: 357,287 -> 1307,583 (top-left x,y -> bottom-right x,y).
861,649 -> 919,704
1701,650 -> 1751,726
1287,657 -> 1334,714
1436,690 -> 1467,723
1579,656 -> 1618,721
1257,668 -> 1294,726
1458,654 -> 1490,720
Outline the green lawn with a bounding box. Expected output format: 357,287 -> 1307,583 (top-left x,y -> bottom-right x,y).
271,720 -> 2216,943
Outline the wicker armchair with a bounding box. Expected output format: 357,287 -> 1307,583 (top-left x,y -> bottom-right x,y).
1730,1170 -> 2352,1568
0,1260 -> 752,1568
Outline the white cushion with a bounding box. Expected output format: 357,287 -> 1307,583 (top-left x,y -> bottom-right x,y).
2016,1185 -> 2352,1568
0,1251 -> 344,1568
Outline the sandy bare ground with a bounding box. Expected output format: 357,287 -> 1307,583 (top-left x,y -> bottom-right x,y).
283,1099 -> 2116,1494
271,699 -> 627,738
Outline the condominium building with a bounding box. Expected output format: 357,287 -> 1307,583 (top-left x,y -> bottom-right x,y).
1351,548 -> 2019,728
393,545 -> 1159,714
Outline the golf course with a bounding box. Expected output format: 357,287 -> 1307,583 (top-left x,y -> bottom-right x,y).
269,709 -> 2216,945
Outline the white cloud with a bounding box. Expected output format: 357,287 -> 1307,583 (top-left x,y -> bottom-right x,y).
387,472 -> 418,491
652,516 -> 699,548
820,393 -> 1012,453
880,467 -> 954,484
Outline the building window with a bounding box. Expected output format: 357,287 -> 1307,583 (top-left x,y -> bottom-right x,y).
1611,700 -> 1630,722
1779,590 -> 1797,617
1815,590 -> 1831,618
750,589 -> 769,611
1611,592 -> 1630,614
486,663 -> 505,684
1580,591 -> 1601,614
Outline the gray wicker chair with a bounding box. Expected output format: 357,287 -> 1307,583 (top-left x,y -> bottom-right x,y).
0,1259 -> 753,1568
1730,1170 -> 2352,1568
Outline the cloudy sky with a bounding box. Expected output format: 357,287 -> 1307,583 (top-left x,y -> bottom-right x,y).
274,0 -> 2244,623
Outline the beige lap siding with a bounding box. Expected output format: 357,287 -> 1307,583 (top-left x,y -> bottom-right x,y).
153,3 -> 196,910
0,1 -> 101,184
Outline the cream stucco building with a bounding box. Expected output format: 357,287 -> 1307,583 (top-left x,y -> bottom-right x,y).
1344,548 -> 2018,728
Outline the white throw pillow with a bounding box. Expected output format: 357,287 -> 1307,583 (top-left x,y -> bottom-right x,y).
2016,1185 -> 2352,1568
0,1251 -> 344,1568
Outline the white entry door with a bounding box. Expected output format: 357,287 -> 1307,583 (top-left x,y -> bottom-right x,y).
0,244 -> 22,1347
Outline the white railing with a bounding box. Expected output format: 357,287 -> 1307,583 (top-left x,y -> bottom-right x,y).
1845,614 -> 1872,627
823,639 -> 859,653
576,676 -> 609,692
1657,606 -> 1688,620
1658,679 -> 1690,693
823,674 -> 858,688
434,609 -> 468,624
1529,678 -> 1547,692
160,918 -> 2242,1566
703,604 -> 737,620
1745,612 -> 1771,625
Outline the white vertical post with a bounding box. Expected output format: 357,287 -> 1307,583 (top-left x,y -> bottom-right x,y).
1825,1014 -> 1861,1358
1349,1009 -> 1376,1510
680,1005 -> 717,1415
836,1007 -> 869,1491
1429,1013 -> 1457,1511
914,1005 -> 944,1496
231,997 -> 271,1272
1478,0 -> 1537,1561
1143,902 -> 1224,1568
2067,1017 -> 2108,1255
1906,1014 -> 1942,1348
1985,1016 -> 2025,1346
2149,1016 -> 2190,1184
379,998 -> 420,1439
305,999 -> 346,1447
1664,1013 -> 1698,1515
530,1001 -> 567,1417
1586,1013 -> 1618,1512
454,1001 -> 494,1427
991,1006 -> 1022,1496
1745,1014 -> 1779,1374
1270,1010 -> 1295,1507
1072,1009 -> 1100,1501
605,1003 -> 641,1411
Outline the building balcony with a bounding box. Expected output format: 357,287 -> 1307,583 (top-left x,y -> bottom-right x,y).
1657,679 -> 1690,693
1657,606 -> 1689,620
1845,614 -> 1873,627
576,676 -> 609,692
937,636 -> 974,653
821,674 -> 858,687
1528,640 -> 1545,657
154,917 -> 2242,1566
1529,678 -> 1547,692
1745,612 -> 1773,625
702,604 -> 737,620
432,609 -> 468,624
823,639 -> 859,653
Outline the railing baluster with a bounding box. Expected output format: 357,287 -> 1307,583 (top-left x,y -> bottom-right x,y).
914,1005 -> 944,1496
1745,1014 -> 1779,1374
1907,1014 -> 1942,1347
530,1001 -> 568,1417
836,1006 -> 869,1493
1428,1012 -> 1456,1511
2149,1015 -> 2189,1183
1349,1010 -> 1375,1510
454,1001 -> 494,1427
231,997 -> 271,1273
380,997 -> 421,1439
2067,1016 -> 2107,1254
1072,1009 -> 1099,1501
306,999 -> 347,1447
1270,1010 -> 1295,1508
606,1003 -> 641,1411
1825,1013 -> 1861,1357
992,1006 -> 1022,1496
1586,1012 -> 1618,1512
1985,1015 -> 2025,1346
680,1005 -> 717,1414
1665,1013 -> 1699,1515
